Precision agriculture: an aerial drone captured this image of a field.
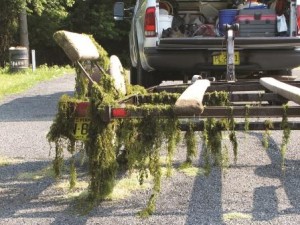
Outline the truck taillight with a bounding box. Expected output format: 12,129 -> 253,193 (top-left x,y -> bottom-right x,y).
145,7 -> 156,37
297,5 -> 300,35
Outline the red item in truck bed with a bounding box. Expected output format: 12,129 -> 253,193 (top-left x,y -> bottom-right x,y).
235,9 -> 277,37
236,14 -> 276,22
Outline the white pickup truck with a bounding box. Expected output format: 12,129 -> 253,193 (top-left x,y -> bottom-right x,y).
114,0 -> 300,87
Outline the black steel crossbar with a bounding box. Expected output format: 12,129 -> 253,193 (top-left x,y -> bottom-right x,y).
153,80 -> 300,93
179,121 -> 300,131
228,92 -> 285,103
129,92 -> 285,104
201,106 -> 300,118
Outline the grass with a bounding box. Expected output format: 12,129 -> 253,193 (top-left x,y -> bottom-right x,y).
55,180 -> 89,199
179,165 -> 206,177
223,212 -> 252,221
0,64 -> 74,100
0,156 -> 23,167
178,162 -> 206,177
17,165 -> 55,180
48,172 -> 152,215
53,171 -> 152,202
108,172 -> 151,200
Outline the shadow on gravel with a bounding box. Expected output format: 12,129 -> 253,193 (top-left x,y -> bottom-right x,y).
185,143 -> 224,225
253,132 -> 300,221
0,91 -> 73,122
0,159 -> 93,224
0,160 -> 56,218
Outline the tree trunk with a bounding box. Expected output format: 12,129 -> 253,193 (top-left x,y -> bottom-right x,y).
19,8 -> 29,59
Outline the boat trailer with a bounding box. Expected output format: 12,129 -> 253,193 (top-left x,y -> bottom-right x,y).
54,28 -> 300,137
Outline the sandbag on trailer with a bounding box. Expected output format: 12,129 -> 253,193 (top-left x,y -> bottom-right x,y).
174,79 -> 210,116
53,30 -> 99,62
260,77 -> 300,105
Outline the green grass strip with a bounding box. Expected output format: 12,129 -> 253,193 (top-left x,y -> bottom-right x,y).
0,65 -> 74,100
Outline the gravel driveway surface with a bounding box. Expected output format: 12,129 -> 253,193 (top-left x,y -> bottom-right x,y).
0,73 -> 300,225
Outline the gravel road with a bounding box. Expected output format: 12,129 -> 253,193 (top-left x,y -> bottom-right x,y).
0,73 -> 300,225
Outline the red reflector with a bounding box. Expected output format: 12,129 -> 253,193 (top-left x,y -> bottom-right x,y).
112,108 -> 127,117
145,7 -> 156,37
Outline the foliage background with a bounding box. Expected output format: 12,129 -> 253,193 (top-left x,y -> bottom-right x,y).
0,0 -> 134,68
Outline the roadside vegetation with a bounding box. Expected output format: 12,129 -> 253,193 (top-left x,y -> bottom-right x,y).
0,156 -> 23,167
0,65 -> 74,100
0,1 -> 132,68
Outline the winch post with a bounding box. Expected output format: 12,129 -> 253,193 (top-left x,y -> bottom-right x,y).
225,24 -> 239,82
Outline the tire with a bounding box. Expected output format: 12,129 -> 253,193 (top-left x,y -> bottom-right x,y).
130,63 -> 156,87
266,69 -> 292,76
137,60 -> 147,87
136,58 -> 157,88
134,36 -> 159,87
130,66 -> 137,85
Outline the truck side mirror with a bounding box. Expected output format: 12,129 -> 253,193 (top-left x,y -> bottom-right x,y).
114,2 -> 125,21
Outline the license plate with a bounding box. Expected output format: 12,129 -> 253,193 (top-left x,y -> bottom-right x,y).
213,52 -> 240,65
74,117 -> 90,140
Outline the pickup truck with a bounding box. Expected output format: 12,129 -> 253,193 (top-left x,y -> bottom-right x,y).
114,0 -> 300,87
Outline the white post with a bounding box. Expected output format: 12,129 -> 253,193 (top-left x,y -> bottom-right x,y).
31,49 -> 36,71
